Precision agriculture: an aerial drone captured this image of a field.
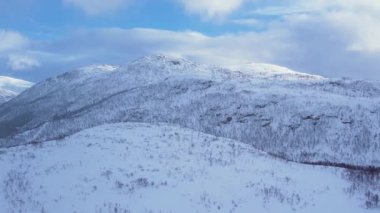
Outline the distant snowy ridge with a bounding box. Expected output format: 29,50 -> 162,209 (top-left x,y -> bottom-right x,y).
0,89 -> 16,104
0,76 -> 33,104
0,55 -> 379,168
228,63 -> 325,81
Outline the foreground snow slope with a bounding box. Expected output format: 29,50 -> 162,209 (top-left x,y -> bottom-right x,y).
0,76 -> 32,104
0,123 -> 378,213
0,55 -> 380,168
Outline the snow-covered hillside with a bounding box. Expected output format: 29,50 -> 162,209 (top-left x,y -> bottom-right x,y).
0,123 -> 378,213
0,55 -> 379,169
0,76 -> 33,104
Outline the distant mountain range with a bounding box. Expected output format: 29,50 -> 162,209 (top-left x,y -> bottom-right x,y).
0,76 -> 33,104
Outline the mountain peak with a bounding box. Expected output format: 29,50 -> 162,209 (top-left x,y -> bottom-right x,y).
79,64 -> 119,72
129,54 -> 195,67
129,55 -> 326,82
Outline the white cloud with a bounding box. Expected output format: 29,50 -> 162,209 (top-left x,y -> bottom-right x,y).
324,11 -> 380,53
63,0 -> 131,15
4,0 -> 380,79
250,0 -> 380,16
0,30 -> 29,53
231,18 -> 260,26
7,54 -> 40,71
0,30 -> 40,71
249,0 -> 380,54
180,0 -> 245,19
0,24 -> 379,80
33,24 -> 380,80
39,28 -> 292,66
1,1 -> 380,80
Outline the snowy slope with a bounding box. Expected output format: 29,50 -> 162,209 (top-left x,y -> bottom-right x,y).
0,123 -> 378,213
0,76 -> 33,104
0,55 -> 379,168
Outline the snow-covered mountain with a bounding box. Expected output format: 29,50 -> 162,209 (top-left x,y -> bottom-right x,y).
0,76 -> 33,104
0,55 -> 379,212
0,122 -> 377,212
0,55 -> 379,169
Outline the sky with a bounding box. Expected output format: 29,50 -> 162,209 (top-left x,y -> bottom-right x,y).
1,0 -> 380,82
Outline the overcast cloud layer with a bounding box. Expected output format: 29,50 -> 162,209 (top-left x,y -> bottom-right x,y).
0,0 -> 380,81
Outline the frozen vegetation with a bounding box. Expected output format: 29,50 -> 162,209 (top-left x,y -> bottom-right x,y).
0,55 -> 379,168
0,123 -> 378,213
